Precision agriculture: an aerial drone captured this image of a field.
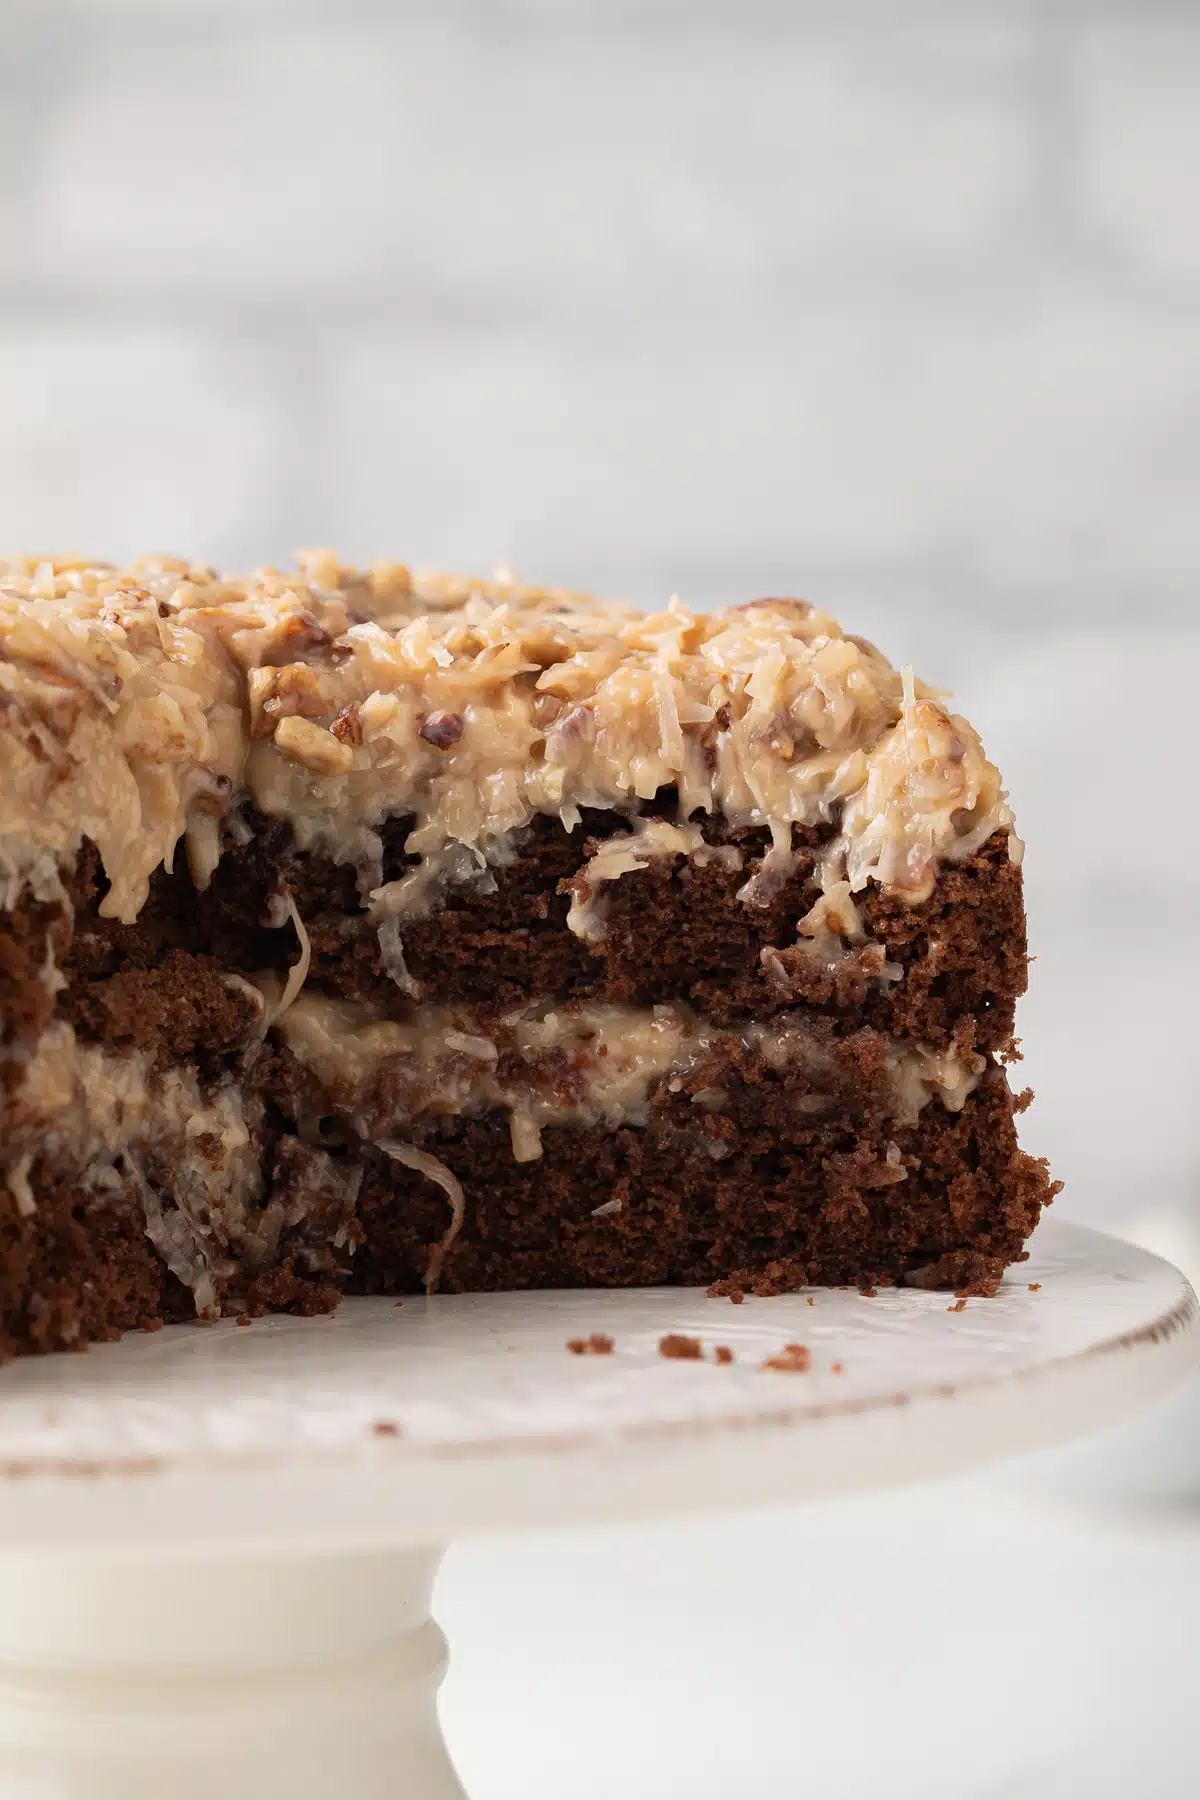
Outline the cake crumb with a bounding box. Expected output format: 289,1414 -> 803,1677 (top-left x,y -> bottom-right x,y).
955,1271 -> 1005,1299
235,1314 -> 253,1327
659,1333 -> 704,1360
567,1333 -> 615,1355
762,1342 -> 811,1373
393,1299 -> 404,1307
830,1361 -> 844,1374
138,1317 -> 164,1333
372,1420 -> 400,1437
714,1345 -> 734,1365
947,1298 -> 968,1313
859,1286 -> 878,1299
1027,1282 -> 1041,1292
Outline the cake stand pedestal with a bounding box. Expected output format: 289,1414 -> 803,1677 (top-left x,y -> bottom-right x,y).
0,1219 -> 1193,1800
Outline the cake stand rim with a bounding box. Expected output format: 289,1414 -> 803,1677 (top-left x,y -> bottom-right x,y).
0,1219 -> 1193,1549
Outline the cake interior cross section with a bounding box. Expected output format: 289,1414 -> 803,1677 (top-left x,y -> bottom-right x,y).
0,552 -> 1059,1358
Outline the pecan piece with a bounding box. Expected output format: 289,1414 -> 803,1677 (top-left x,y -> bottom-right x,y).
330,703 -> 363,746
418,710 -> 465,749
273,715 -> 355,774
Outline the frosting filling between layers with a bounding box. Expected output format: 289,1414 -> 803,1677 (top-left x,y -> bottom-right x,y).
266,990 -> 987,1146
2,997 -> 987,1313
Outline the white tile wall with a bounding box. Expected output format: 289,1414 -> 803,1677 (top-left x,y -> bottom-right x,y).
0,1 -> 1197,1271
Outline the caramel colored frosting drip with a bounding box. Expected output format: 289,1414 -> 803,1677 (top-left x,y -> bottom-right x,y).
0,553 -> 1015,925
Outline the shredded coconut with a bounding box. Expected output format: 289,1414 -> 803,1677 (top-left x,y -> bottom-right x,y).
887,1041 -> 988,1125
0,1021 -> 370,1314
130,1153 -> 220,1319
0,556 -> 1014,931
376,1141 -> 467,1294
7,1151 -> 37,1218
566,819 -> 706,941
508,1109 -> 544,1162
376,914 -> 421,1001
265,889 -> 311,1025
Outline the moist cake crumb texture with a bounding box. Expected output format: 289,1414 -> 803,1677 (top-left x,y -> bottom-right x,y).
0,553 -> 1059,1359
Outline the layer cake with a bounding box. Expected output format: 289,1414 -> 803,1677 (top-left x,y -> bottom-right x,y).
0,553 -> 1058,1357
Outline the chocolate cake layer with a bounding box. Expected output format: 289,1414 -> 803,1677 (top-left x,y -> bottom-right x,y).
52,807 -> 1025,1057
0,1057 -> 1044,1359
0,554 -> 1058,1357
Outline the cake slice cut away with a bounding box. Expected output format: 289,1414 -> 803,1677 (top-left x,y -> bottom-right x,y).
0,554 -> 1058,1357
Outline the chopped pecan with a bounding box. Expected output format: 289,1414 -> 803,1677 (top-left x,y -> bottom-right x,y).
248,663 -> 336,736
258,611 -> 334,667
418,710 -> 465,749
184,767 -> 233,815
531,692 -> 564,728
273,715 -> 355,774
330,703 -> 363,746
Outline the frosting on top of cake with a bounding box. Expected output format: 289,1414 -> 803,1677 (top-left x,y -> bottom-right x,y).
0,552 -> 1015,924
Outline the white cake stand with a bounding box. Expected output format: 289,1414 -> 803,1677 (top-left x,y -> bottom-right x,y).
0,1217 -> 1193,1800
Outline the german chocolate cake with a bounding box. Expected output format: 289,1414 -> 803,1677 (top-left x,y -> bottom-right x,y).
0,552 -> 1057,1357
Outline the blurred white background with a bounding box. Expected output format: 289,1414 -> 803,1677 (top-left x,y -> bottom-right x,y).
1,2 -> 1198,1793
